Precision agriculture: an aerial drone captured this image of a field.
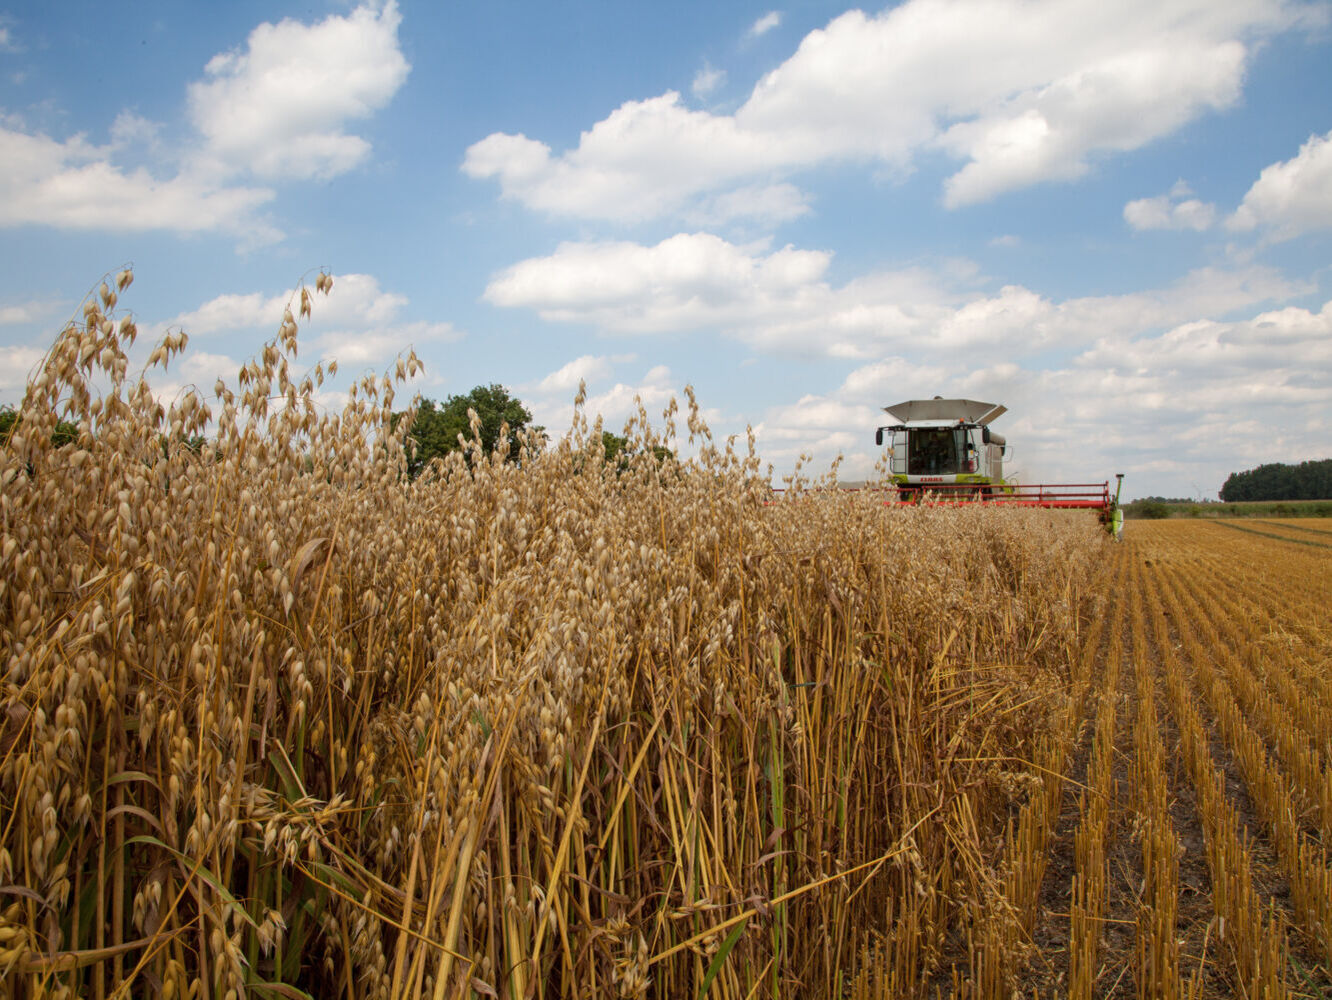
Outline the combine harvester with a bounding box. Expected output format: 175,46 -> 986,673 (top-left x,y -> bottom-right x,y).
875,397 -> 1124,537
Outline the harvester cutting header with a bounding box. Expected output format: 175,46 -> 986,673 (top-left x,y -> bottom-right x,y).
876,397 -> 1123,536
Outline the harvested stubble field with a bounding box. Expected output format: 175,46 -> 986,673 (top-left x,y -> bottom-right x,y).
1,279 -> 1330,999
1017,518 -> 1332,1000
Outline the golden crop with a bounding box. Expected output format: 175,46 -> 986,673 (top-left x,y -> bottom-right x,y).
5,276 -> 1332,1000
0,273 -> 1122,998
7,276 -> 1331,999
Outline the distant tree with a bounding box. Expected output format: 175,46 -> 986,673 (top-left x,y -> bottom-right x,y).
0,406 -> 78,448
601,431 -> 628,465
1131,500 -> 1172,519
1220,459 -> 1332,502
395,385 -> 537,477
597,431 -> 674,473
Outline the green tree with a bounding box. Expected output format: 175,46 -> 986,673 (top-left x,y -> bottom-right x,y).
1126,499 -> 1171,519
0,406 -> 78,448
601,430 -> 628,465
1220,459 -> 1332,501
598,430 -> 674,473
396,385 -> 537,476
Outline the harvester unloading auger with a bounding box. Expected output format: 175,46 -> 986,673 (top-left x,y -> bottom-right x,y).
876,397 -> 1124,537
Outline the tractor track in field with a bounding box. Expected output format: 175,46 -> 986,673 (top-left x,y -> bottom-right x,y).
1250,518 -> 1332,538
1205,519 -> 1332,550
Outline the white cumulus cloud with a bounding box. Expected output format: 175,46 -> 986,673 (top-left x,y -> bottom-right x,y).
937,39 -> 1246,206
1124,183 -> 1217,231
188,1 -> 409,180
527,361 -> 708,444
484,232 -> 1301,361
464,0 -> 1306,222
156,273 -> 457,374
0,2 -> 408,241
749,12 -> 783,38
692,64 -> 726,98
157,290 -> 292,336
1228,129 -> 1332,240
464,93 -> 783,222
0,345 -> 46,393
314,321 -> 460,368
484,233 -> 832,333
536,354 -> 616,393
0,299 -> 57,326
161,273 -> 407,333
692,182 -> 810,225
0,126 -> 279,241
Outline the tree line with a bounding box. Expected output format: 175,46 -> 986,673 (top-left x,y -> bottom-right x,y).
2,385 -> 535,476
396,384 -> 671,477
392,384 -> 539,477
4,384 -> 669,478
0,408 -> 77,447
1219,458 -> 1332,501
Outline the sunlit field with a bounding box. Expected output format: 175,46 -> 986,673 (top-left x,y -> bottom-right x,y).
7,280 -> 1329,998
1056,519 -> 1332,1000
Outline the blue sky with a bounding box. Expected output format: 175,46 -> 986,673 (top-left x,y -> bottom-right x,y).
2,0 -> 1330,499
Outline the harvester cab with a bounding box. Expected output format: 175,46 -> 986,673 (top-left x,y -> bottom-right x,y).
875,397 -> 1010,497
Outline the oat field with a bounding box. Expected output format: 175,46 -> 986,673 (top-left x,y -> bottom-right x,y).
1034,518 -> 1332,1000
2,278 -> 1330,999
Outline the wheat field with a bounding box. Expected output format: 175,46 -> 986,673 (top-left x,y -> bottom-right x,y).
3,277 -> 1329,998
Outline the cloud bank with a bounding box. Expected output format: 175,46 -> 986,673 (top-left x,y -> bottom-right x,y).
464,0 -> 1308,222
0,2 -> 408,242
484,231 -> 1302,360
